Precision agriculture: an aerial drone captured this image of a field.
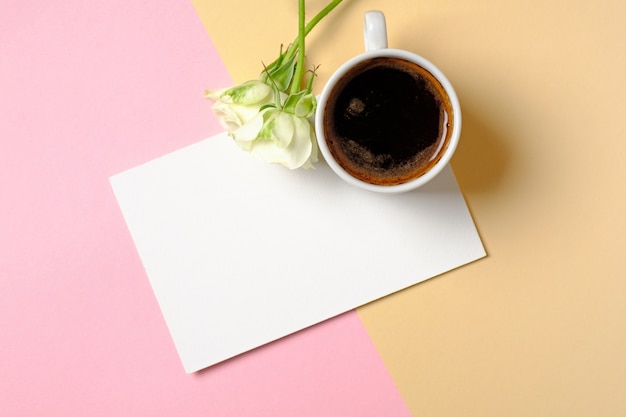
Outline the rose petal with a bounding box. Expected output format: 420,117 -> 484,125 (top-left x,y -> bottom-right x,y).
249,114 -> 313,169
225,80 -> 272,105
267,111 -> 295,148
231,111 -> 266,151
285,115 -> 314,168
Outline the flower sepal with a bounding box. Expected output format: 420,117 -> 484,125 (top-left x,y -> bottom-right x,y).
260,47 -> 296,93
283,91 -> 317,118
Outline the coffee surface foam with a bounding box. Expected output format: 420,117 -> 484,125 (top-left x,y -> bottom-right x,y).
323,57 -> 452,186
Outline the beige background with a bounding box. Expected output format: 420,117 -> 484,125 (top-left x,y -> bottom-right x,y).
193,0 -> 626,415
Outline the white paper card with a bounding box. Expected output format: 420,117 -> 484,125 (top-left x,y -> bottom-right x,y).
110,132 -> 485,372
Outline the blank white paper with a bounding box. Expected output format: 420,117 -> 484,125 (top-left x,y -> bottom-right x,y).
110,132 -> 485,372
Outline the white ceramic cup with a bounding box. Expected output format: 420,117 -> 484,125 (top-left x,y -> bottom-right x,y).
315,10 -> 462,193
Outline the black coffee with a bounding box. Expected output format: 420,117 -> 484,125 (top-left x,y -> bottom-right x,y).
323,57 -> 453,186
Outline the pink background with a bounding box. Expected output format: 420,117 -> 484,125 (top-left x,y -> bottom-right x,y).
0,0 -> 410,415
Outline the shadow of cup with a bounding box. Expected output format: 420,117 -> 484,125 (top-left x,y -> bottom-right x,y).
451,106 -> 510,195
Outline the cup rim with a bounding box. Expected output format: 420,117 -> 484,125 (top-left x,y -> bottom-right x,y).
315,48 -> 462,194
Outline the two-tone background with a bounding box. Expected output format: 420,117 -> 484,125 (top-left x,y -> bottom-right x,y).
2,0 -> 625,415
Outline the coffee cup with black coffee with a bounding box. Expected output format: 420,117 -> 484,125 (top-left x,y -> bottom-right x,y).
315,11 -> 461,193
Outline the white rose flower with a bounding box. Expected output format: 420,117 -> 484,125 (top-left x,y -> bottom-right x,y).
204,0 -> 345,170
205,80 -> 275,132
232,107 -> 318,170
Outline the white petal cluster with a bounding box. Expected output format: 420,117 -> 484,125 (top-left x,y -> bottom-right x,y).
205,81 -> 318,170
205,81 -> 274,132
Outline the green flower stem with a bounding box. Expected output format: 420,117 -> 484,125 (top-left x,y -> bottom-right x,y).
304,0 -> 344,37
284,0 -> 344,64
290,0 -> 307,95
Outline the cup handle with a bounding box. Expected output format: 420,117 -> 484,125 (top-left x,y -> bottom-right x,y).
363,11 -> 388,52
